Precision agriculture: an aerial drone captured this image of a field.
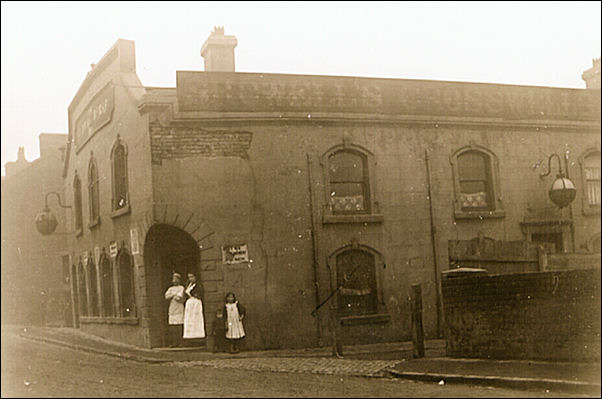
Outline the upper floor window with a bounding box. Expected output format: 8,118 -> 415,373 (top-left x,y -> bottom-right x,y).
111,137 -> 130,214
329,150 -> 369,214
450,145 -> 504,219
73,173 -> 83,234
321,143 -> 382,224
88,157 -> 100,227
579,149 -> 601,214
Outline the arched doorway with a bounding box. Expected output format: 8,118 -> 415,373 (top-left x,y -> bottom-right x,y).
143,224 -> 202,347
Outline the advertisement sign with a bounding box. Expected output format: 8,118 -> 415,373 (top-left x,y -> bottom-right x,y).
221,244 -> 249,264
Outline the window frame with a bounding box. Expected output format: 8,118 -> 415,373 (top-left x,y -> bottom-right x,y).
579,148 -> 601,216
321,143 -> 382,224
87,155 -> 101,229
110,136 -> 131,218
77,260 -> 88,317
450,144 -> 505,219
86,256 -> 100,317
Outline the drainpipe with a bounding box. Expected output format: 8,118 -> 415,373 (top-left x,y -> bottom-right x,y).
306,153 -> 323,346
425,148 -> 443,338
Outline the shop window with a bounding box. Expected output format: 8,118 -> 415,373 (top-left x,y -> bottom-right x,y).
321,143 -> 382,224
336,249 -> 378,316
117,250 -> 136,318
579,149 -> 601,215
88,157 -> 100,227
77,261 -> 88,317
73,173 -> 83,234
451,145 -> 504,219
99,255 -> 115,317
111,137 -> 130,216
87,259 -> 99,317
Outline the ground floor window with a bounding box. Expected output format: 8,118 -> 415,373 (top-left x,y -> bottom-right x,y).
117,251 -> 136,317
336,249 -> 378,316
100,255 -> 115,317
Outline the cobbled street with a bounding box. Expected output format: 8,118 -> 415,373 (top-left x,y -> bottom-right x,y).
1,332 -> 593,398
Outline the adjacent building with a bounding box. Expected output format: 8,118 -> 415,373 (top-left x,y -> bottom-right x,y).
6,28 -> 599,350
1,134 -> 71,327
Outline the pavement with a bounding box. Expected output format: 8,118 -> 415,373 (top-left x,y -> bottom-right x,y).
4,325 -> 601,395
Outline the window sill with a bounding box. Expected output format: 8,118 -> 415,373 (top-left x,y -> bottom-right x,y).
583,206 -> 600,216
88,217 -> 101,230
111,204 -> 131,219
80,316 -> 139,325
323,214 -> 384,224
454,209 -> 505,220
339,313 -> 391,326
75,227 -> 83,238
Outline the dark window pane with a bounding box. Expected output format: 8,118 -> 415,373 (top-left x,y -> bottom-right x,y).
78,263 -> 88,316
459,181 -> 486,194
336,250 -> 377,315
458,151 -> 487,181
100,257 -> 114,317
113,145 -> 128,209
74,176 -> 83,230
87,261 -> 99,317
118,253 -> 136,317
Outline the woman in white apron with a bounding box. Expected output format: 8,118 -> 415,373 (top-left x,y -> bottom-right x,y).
183,273 -> 206,340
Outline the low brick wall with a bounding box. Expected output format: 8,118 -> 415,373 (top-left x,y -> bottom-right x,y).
442,269 -> 601,361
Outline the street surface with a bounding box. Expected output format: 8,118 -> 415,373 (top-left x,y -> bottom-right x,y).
1,333 -> 593,398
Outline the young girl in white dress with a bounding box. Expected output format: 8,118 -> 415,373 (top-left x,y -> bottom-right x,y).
223,292 -> 246,353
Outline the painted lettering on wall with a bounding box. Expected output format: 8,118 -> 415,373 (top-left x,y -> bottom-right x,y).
222,244 -> 249,264
74,82 -> 115,153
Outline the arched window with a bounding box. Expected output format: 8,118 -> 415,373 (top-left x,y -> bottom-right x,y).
579,149 -> 601,214
77,261 -> 88,316
117,250 -> 136,318
336,248 -> 378,316
111,137 -> 129,212
73,173 -> 83,233
88,157 -> 100,227
86,258 -> 99,317
328,150 -> 370,214
450,145 -> 504,219
99,255 -> 115,317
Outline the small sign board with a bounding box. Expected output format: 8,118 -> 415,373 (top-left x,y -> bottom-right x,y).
130,228 -> 139,255
221,244 -> 249,264
109,241 -> 118,258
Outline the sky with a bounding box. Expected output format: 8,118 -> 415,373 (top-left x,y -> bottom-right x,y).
1,1 -> 601,174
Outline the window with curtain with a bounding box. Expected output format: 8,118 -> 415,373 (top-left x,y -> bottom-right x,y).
583,152 -> 601,207
73,174 -> 83,232
100,255 -> 115,317
336,249 -> 377,316
111,140 -> 129,210
117,251 -> 136,318
457,150 -> 494,211
328,150 -> 370,214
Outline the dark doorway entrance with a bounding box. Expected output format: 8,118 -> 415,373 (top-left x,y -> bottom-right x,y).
143,224 -> 202,348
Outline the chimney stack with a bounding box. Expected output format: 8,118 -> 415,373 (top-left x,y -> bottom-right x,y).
582,58 -> 601,89
201,26 -> 238,72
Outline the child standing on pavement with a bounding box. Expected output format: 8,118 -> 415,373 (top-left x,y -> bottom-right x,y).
223,292 -> 246,353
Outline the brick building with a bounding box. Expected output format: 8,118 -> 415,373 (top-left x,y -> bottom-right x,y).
59,29 -> 600,350
1,134 -> 71,327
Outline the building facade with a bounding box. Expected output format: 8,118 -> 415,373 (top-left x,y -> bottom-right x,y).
60,30 -> 601,350
1,134 -> 71,327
